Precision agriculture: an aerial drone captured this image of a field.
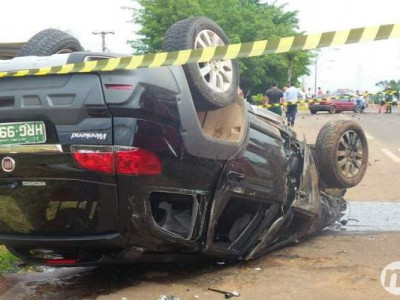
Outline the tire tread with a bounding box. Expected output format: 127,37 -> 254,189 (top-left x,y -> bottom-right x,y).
17,29 -> 83,57
315,120 -> 368,188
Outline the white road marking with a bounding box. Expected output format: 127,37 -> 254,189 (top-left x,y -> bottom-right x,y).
364,132 -> 374,140
381,148 -> 400,163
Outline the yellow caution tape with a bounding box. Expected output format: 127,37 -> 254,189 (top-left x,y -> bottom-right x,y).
260,91 -> 397,108
1,22 -> 400,78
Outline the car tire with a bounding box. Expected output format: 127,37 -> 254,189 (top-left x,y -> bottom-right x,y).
17,29 -> 83,57
163,17 -> 239,110
315,120 -> 368,188
310,110 -> 317,114
329,106 -> 336,114
353,106 -> 360,113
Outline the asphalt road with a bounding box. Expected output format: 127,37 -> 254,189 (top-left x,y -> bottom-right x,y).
1,108 -> 400,300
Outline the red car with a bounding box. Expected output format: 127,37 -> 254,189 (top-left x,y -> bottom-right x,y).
310,97 -> 358,114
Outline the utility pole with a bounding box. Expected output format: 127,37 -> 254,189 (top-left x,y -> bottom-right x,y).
314,51 -> 319,96
92,31 -> 115,52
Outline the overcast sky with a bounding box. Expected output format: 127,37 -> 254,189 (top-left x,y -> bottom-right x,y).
1,0 -> 400,92
273,0 -> 400,92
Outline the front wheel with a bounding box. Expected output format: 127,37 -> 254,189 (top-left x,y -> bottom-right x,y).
310,109 -> 317,115
315,120 -> 368,188
329,106 -> 336,114
353,106 -> 360,113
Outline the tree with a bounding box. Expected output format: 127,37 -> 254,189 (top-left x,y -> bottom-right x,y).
376,79 -> 400,91
129,0 -> 311,97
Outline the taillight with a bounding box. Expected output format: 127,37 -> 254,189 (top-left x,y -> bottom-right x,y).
71,146 -> 162,176
105,84 -> 133,90
116,148 -> 162,175
73,151 -> 114,174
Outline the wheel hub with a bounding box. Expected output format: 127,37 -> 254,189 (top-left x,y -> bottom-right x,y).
336,130 -> 363,178
195,30 -> 233,93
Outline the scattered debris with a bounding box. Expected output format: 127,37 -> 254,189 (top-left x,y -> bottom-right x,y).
340,218 -> 359,226
254,267 -> 262,271
208,288 -> 240,299
216,261 -> 226,265
158,296 -> 180,300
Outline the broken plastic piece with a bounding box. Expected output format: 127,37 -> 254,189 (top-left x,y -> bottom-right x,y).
208,288 -> 240,299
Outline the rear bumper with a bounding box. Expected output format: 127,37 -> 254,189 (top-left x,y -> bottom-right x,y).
2,232 -> 204,266
2,232 -> 131,266
0,232 -> 126,248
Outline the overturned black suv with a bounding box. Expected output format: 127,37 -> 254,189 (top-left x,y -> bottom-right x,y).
0,18 -> 368,266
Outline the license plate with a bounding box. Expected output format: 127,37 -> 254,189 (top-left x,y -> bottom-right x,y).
0,121 -> 46,145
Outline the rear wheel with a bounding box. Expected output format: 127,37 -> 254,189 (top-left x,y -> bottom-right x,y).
17,29 -> 83,57
163,17 -> 239,110
315,120 -> 368,188
310,109 -> 317,114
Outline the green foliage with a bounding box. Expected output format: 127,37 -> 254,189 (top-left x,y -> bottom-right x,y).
376,79 -> 400,99
129,0 -> 311,97
376,79 -> 400,91
251,93 -> 264,105
0,246 -> 19,272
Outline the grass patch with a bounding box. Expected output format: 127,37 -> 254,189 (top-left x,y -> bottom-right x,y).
0,246 -> 19,273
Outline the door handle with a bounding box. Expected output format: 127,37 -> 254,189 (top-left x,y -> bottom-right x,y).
227,171 -> 245,182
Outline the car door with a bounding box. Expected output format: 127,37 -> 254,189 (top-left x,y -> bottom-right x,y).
204,111 -> 286,256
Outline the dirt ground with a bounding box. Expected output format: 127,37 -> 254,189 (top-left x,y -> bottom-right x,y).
91,233 -> 399,300
0,232 -> 397,300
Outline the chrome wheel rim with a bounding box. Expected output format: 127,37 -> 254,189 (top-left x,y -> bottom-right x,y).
194,30 -> 233,93
337,130 -> 363,178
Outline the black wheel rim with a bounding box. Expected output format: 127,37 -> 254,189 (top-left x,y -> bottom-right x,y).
337,130 -> 363,178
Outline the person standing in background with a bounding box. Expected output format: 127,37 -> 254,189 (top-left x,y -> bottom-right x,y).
306,87 -> 312,100
263,82 -> 284,116
317,87 -> 323,96
237,87 -> 244,99
305,87 -> 313,109
385,87 -> 393,114
284,84 -> 301,127
378,93 -> 385,114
